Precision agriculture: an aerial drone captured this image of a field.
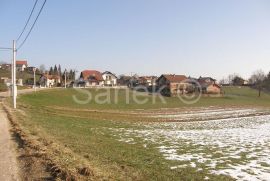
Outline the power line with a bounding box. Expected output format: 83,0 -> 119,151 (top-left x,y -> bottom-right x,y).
17,0 -> 47,50
16,0 -> 39,42
0,47 -> 12,50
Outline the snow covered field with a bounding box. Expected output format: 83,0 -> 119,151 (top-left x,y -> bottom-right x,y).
108,109 -> 270,180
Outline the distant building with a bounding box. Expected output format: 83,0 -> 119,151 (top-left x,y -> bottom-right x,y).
117,75 -> 132,86
17,79 -> 23,86
0,77 -> 10,84
156,74 -> 191,96
0,63 -> 11,70
117,75 -> 141,87
16,60 -> 28,71
79,70 -> 104,86
25,66 -> 38,73
198,76 -> 221,94
39,74 -> 61,87
102,71 -> 117,86
138,76 -> 157,87
243,80 -> 249,85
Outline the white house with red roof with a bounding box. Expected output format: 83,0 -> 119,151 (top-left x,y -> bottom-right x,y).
79,70 -> 104,86
16,60 -> 28,71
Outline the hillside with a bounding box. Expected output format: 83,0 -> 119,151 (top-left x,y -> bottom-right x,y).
0,69 -> 41,83
5,86 -> 269,180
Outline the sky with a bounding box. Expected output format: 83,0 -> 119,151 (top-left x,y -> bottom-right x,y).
0,0 -> 270,80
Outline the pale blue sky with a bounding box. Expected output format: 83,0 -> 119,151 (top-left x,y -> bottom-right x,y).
1,0 -> 270,79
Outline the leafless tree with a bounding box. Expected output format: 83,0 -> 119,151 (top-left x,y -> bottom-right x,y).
249,70 -> 265,97
39,64 -> 46,74
227,73 -> 239,85
219,77 -> 228,85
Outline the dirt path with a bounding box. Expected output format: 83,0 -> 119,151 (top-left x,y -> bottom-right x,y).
0,88 -> 53,181
0,87 -> 49,98
0,105 -> 19,180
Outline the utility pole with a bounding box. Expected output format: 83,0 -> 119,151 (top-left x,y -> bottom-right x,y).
12,40 -> 17,109
64,69 -> 67,88
74,70 -> 78,88
11,55 -> 14,97
33,67 -> 37,92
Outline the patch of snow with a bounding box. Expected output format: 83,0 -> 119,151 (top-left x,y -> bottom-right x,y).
108,109 -> 270,180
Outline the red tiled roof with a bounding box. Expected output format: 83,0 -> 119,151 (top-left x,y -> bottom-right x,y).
160,74 -> 187,82
81,70 -> 104,81
16,60 -> 28,65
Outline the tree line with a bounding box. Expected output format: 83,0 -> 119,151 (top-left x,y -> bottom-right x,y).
220,69 -> 270,97
39,64 -> 76,81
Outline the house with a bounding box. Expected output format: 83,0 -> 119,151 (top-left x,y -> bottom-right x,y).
198,76 -> 216,84
117,75 -> 140,87
186,76 -> 200,89
39,74 -> 61,87
25,66 -> 38,73
79,70 -> 104,86
204,84 -> 221,94
156,74 -> 192,96
138,76 -> 157,87
243,80 -> 249,85
102,71 -> 117,86
117,75 -> 132,86
0,77 -> 10,84
17,79 -> 23,86
16,60 -> 28,71
198,77 -> 221,94
0,64 -> 11,70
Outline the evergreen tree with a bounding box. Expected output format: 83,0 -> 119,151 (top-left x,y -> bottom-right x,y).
58,64 -> 62,77
69,69 -> 73,80
62,69 -> 67,81
267,72 -> 270,80
53,65 -> 58,75
49,67 -> 53,75
232,76 -> 245,86
262,71 -> 270,91
73,70 -> 76,80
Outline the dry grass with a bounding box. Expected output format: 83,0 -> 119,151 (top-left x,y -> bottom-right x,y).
3,103 -> 100,180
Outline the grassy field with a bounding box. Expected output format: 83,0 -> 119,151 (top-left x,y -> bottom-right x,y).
18,86 -> 270,110
0,69 -> 40,85
0,83 -> 8,92
7,86 -> 270,180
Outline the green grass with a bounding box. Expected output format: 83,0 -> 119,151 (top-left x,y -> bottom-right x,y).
19,86 -> 270,110
15,106 -> 232,180
0,83 -> 8,92
0,69 -> 40,84
10,86 -> 270,180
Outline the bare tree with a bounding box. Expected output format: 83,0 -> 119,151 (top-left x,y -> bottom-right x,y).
219,77 -> 228,85
39,64 -> 46,74
227,73 -> 239,85
249,70 -> 265,97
